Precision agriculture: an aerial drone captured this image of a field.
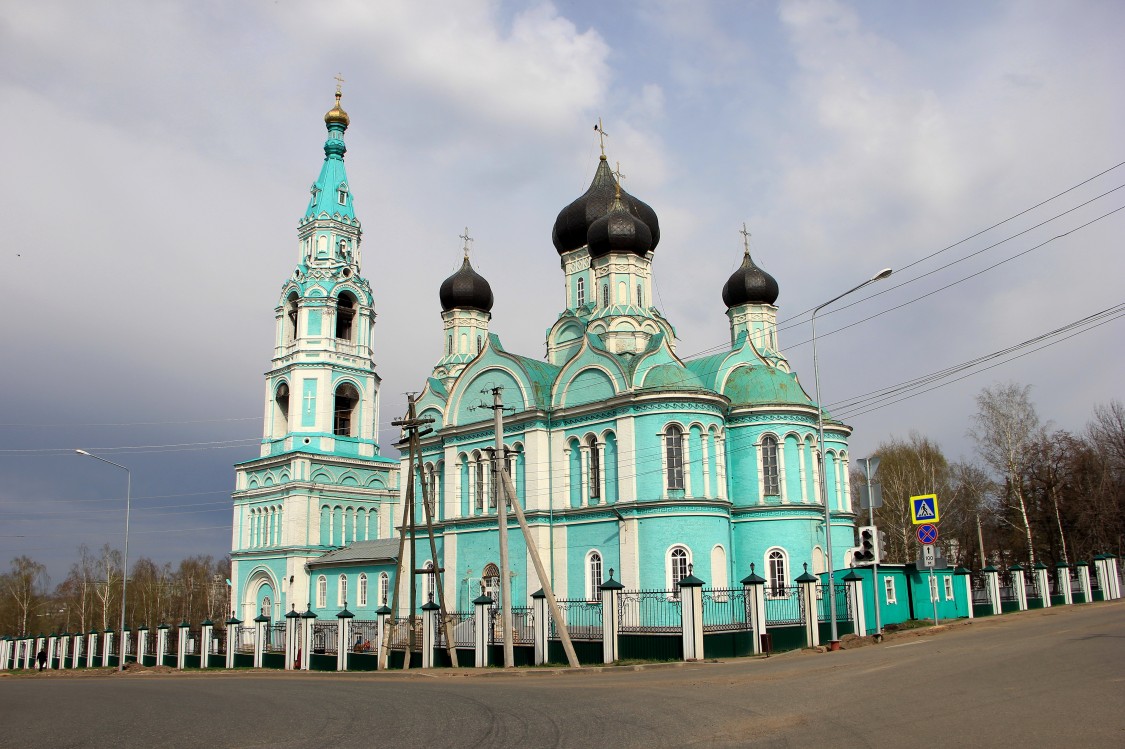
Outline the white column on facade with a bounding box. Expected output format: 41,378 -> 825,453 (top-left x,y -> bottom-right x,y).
658,433 -> 668,497
682,433 -> 692,497
841,458 -> 851,512
597,441 -> 607,502
716,435 -> 727,500
755,439 -> 765,505
701,435 -> 711,498
560,447 -> 571,508
812,449 -> 822,505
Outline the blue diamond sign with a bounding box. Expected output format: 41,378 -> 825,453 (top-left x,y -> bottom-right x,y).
910,494 -> 940,525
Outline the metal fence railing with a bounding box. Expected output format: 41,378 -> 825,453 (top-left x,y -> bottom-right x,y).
185,630 -> 200,656
236,624 -> 255,653
701,588 -> 750,633
971,575 -> 993,606
351,620 -> 379,652
490,606 -> 534,645
549,599 -> 602,641
618,590 -> 682,633
764,587 -> 803,626
816,584 -> 851,622
434,611 -> 475,649
1025,573 -> 1041,600
312,621 -> 337,655
264,623 -> 286,653
386,616 -> 421,652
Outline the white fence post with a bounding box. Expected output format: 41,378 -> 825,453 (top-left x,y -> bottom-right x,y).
741,565 -> 767,655
225,615 -> 241,669
46,635 -> 56,670
474,594 -> 492,668
375,605 -> 391,670
600,571 -> 624,664
338,605 -> 354,672
253,615 -> 268,668
87,631 -> 98,668
678,565 -> 705,662
156,625 -> 169,666
1057,563 -> 1073,605
844,571 -> 866,636
300,608 -> 316,671
1077,562 -> 1093,602
177,622 -> 189,670
1011,566 -> 1028,611
797,566 -> 820,648
200,620 -> 214,669
982,567 -> 1002,616
957,569 -> 974,619
102,631 -> 113,668
284,607 -> 298,670
1035,564 -> 1051,608
420,600 -> 437,669
531,589 -> 548,666
135,627 -> 147,666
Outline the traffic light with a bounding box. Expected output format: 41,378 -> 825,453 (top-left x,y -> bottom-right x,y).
877,530 -> 887,562
855,526 -> 877,563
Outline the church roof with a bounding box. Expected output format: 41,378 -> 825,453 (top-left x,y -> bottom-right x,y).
722,248 -> 779,307
303,90 -> 356,222
723,365 -> 816,408
439,256 -> 494,313
551,156 -> 660,255
306,539 -> 399,569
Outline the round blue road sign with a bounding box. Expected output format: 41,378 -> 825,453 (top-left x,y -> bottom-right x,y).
917,523 -> 938,545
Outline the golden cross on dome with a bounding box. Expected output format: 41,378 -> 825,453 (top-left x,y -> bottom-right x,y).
612,161 -> 626,199
594,117 -> 609,158
740,223 -> 752,256
459,227 -> 474,259
334,73 -> 345,94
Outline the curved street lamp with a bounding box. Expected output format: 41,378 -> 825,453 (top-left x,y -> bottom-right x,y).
75,450 -> 131,672
811,267 -> 892,648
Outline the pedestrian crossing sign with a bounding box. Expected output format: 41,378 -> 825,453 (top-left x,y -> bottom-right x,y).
910,494 -> 940,524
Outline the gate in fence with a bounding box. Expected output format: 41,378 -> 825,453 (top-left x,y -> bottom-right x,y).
701,587 -> 753,658
617,589 -> 682,661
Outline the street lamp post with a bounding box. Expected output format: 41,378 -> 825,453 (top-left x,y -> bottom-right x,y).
75,450 -> 131,672
811,267 -> 892,649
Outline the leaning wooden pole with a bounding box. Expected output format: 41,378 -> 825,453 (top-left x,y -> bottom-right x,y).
383,408 -> 419,671
408,397 -> 459,668
499,470 -> 580,668
489,387 -> 515,668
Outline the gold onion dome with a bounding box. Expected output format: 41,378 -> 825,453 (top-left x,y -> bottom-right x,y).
324,91 -> 350,127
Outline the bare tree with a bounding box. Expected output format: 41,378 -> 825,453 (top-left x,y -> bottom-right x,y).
1,556 -> 48,636
970,382 -> 1043,565
871,432 -> 951,563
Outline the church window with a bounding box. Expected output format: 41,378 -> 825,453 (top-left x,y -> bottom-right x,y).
379,572 -> 390,606
274,383 -> 290,437
761,435 -> 780,496
338,574 -> 348,608
424,466 -> 436,517
424,561 -> 435,604
665,424 -> 685,491
637,284 -> 643,307
447,336 -> 453,355
474,457 -> 485,511
587,551 -> 603,602
285,292 -> 299,342
317,576 -> 327,609
711,545 -> 728,590
477,335 -> 482,353
767,549 -> 788,597
618,281 -> 627,303
336,292 -> 356,340
487,453 -> 497,509
262,596 -> 271,619
358,574 -> 368,607
337,183 -> 348,205
602,285 -> 609,307
576,277 -> 585,307
669,546 -> 690,597
587,436 -> 600,500
333,383 -> 360,437
482,563 -> 500,603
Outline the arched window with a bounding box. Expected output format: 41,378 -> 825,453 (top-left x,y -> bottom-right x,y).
587,436 -> 601,500
335,292 -> 356,340
474,456 -> 485,511
669,546 -> 690,597
761,435 -> 780,496
358,573 -> 368,607
317,576 -> 327,609
424,465 -> 436,517
379,572 -> 390,606
447,335 -> 453,355
711,545 -> 728,590
665,424 -> 685,491
285,292 -> 299,342
261,596 -> 271,619
602,285 -> 609,307
338,574 -> 348,608
576,276 -> 586,307
767,549 -> 788,598
274,383 -> 289,437
477,335 -> 482,353
333,383 -> 359,437
337,183 -> 348,205
482,563 -> 500,604
587,551 -> 603,602
637,284 -> 643,307
424,561 -> 435,604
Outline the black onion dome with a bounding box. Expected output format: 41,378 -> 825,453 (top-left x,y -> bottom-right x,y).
722,251 -> 780,307
587,196 -> 652,259
439,257 -> 494,313
551,157 -> 660,255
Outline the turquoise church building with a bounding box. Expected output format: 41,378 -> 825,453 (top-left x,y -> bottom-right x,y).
230,93 -> 859,623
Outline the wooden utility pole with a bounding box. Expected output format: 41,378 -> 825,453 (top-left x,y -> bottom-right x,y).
486,387 -> 515,668
381,444 -> 413,671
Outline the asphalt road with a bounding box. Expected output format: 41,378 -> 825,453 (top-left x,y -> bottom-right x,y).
2,602 -> 1122,748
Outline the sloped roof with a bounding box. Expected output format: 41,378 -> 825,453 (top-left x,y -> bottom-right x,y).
306,539 -> 399,569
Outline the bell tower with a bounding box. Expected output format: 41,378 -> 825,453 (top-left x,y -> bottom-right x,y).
230,87 -> 398,623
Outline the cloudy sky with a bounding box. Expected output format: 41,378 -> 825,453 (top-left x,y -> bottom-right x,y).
2,0 -> 1122,582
